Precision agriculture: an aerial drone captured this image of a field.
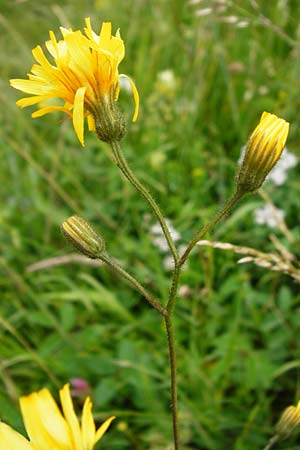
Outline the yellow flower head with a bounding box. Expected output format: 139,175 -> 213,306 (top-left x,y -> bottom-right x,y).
236,112 -> 289,193
10,18 -> 139,146
0,384 -> 115,450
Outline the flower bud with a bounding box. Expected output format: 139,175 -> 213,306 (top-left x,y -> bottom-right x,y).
93,87 -> 126,143
236,112 -> 289,193
275,401 -> 300,440
61,215 -> 105,259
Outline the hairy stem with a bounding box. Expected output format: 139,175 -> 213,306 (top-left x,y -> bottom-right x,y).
165,314 -> 180,450
110,141 -> 179,264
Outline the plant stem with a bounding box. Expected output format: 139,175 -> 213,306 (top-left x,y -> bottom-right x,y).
262,435 -> 279,450
164,313 -> 180,450
179,190 -> 243,266
162,261 -> 181,449
109,140 -> 181,447
167,264 -> 181,315
110,141 -> 179,264
162,190 -> 243,449
109,142 -> 243,450
99,254 -> 167,316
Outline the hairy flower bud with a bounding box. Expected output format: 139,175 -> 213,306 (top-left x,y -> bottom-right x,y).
62,215 -> 105,259
93,87 -> 126,143
236,112 -> 289,193
275,401 -> 300,439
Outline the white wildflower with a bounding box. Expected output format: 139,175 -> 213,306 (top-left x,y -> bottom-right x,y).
178,244 -> 188,257
150,219 -> 181,253
156,69 -> 177,94
163,255 -> 175,271
119,76 -> 132,93
254,203 -> 285,228
267,148 -> 297,185
152,236 -> 170,253
178,285 -> 192,298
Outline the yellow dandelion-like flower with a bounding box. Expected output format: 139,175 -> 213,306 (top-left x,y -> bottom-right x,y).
0,384 -> 115,450
237,112 -> 289,193
10,18 -> 139,146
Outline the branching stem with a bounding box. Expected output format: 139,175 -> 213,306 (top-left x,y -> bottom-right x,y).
108,140 -> 242,450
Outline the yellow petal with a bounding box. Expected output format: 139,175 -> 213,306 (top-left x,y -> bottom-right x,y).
20,388 -> 72,450
10,79 -> 51,95
32,105 -> 72,118
98,23 -> 124,63
84,17 -> 100,44
64,31 -> 94,78
94,416 -> 116,444
81,397 -> 96,450
119,74 -> 139,122
87,113 -> 96,131
16,95 -> 54,108
60,384 -> 84,450
0,422 -> 33,450
45,30 -> 59,58
99,22 -> 112,48
260,111 -> 270,122
72,86 -> 87,146
32,45 -> 52,68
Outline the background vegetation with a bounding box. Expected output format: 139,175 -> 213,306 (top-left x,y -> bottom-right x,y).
1,0 -> 300,448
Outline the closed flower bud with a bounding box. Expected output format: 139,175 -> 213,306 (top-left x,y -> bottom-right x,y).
62,215 -> 105,259
236,112 -> 289,193
275,401 -> 300,440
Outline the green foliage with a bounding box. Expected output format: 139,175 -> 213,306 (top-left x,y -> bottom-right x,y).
1,0 -> 300,449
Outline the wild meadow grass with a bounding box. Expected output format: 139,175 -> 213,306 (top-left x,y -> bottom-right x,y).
1,0 -> 300,448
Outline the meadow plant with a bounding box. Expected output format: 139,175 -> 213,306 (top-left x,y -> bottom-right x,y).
7,16 -> 294,450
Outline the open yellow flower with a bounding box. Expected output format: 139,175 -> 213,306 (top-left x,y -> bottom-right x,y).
10,18 -> 139,146
0,384 -> 115,450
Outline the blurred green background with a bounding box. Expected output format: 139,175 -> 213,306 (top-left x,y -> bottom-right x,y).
1,0 -> 300,448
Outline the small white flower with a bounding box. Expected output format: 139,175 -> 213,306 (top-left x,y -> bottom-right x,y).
267,148 -> 297,186
157,70 -> 175,85
149,219 -> 181,253
150,223 -> 163,235
163,255 -> 175,271
254,203 -> 285,228
156,70 -> 177,94
152,236 -> 170,253
119,76 -> 132,93
178,244 -> 188,257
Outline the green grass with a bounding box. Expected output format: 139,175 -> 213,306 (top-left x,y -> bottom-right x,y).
1,0 -> 300,449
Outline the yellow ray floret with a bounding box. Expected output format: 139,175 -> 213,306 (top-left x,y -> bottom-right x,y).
0,384 -> 115,450
10,18 -> 139,146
